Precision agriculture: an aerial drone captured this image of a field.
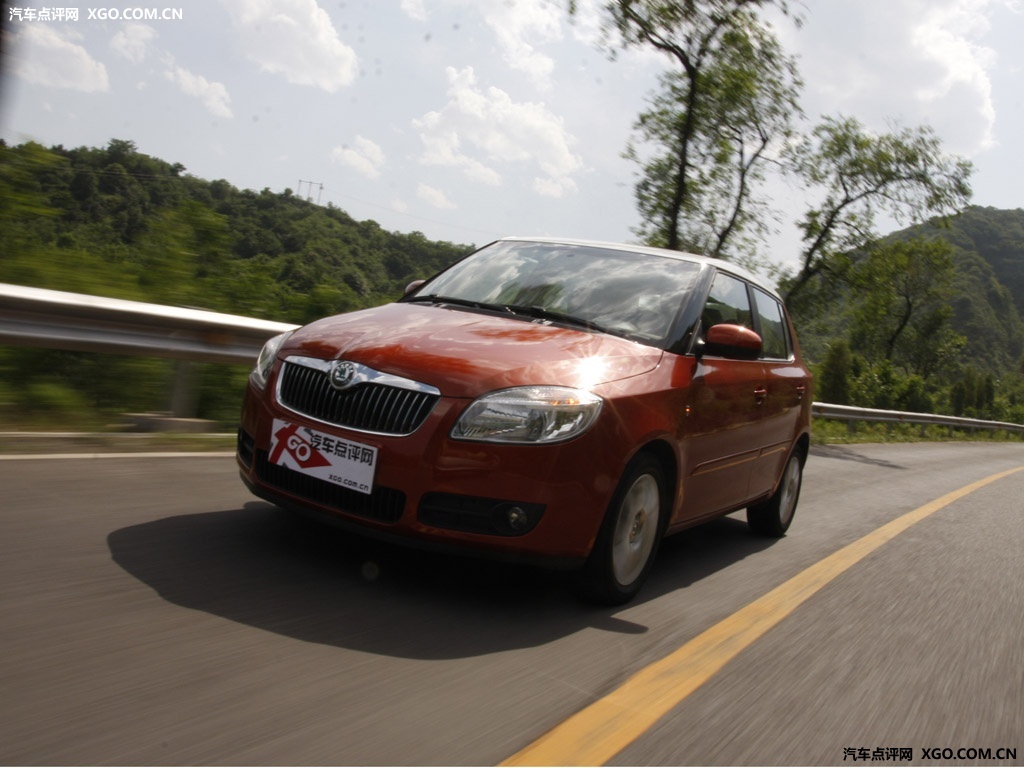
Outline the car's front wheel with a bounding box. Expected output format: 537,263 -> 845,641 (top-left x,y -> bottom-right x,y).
580,453 -> 666,605
747,449 -> 804,537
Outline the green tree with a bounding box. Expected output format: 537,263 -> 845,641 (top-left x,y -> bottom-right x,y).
950,368 -> 997,418
817,339 -> 853,405
783,117 -> 973,302
0,141 -> 63,258
848,238 -> 964,377
850,359 -> 900,410
0,138 -> 474,427
896,375 -> 934,414
584,0 -> 799,256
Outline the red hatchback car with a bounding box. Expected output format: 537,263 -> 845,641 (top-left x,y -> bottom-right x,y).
237,238 -> 812,603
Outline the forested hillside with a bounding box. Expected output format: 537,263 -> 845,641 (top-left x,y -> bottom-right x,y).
2,139 -> 1024,428
0,139 -> 471,427
918,207 -> 1024,373
0,139 -> 471,323
932,207 -> 1024,300
791,206 -> 1024,421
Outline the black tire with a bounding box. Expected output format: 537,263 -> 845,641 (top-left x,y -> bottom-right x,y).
579,453 -> 667,605
747,449 -> 804,537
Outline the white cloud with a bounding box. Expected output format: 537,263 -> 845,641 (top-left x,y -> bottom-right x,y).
416,0 -> 564,88
478,0 -> 562,89
331,136 -> 387,179
110,23 -> 157,63
219,0 -> 358,92
910,0 -> 998,150
13,26 -> 109,92
400,0 -> 428,23
532,175 -> 578,198
417,183 -> 457,209
415,104 -> 504,186
413,66 -> 583,198
563,0 -> 607,46
779,0 -> 1001,154
166,65 -> 233,118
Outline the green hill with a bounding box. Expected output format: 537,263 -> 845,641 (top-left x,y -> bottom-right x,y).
791,206 -> 1024,421
864,207 -> 1024,375
916,207 -> 1024,373
936,207 -> 1024,303
0,138 -> 472,427
2,139 -> 1023,427
0,138 -> 472,324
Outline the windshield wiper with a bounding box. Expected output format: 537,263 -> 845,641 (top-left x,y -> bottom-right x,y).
404,294 -> 494,311
502,304 -> 609,334
406,295 -> 609,334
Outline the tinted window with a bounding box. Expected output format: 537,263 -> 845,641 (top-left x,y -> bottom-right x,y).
412,241 -> 703,345
701,272 -> 752,332
753,288 -> 791,360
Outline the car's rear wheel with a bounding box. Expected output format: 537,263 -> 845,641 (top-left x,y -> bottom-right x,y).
747,449 -> 803,537
580,453 -> 666,605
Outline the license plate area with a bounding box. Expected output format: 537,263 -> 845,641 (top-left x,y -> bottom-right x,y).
268,419 -> 377,495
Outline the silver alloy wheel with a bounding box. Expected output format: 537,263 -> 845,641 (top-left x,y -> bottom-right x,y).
611,473 -> 661,586
778,455 -> 802,527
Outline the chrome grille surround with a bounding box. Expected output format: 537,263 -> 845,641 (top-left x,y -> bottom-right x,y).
277,356 -> 441,436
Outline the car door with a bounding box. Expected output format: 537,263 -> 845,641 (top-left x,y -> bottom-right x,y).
677,271 -> 767,521
748,286 -> 810,498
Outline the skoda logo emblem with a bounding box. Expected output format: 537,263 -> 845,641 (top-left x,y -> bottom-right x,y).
329,361 -> 358,390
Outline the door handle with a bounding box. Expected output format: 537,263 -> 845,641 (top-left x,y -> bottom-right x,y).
795,385 -> 807,401
754,386 -> 767,404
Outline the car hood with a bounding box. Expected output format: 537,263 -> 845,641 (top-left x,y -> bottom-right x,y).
281,302 -> 663,398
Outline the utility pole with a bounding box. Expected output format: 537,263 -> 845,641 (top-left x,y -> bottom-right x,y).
297,180 -> 324,205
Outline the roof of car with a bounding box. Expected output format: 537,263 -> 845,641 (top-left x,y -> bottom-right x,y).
497,236 -> 780,298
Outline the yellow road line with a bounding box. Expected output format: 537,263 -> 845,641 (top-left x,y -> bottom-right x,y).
501,465 -> 1024,767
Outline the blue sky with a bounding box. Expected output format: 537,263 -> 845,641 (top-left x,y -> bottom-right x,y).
2,0 -> 1021,273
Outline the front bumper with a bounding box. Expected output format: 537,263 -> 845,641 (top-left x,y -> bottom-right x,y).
236,383 -> 622,566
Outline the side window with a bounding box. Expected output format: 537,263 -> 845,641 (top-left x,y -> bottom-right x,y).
701,272 -> 752,333
753,287 -> 791,360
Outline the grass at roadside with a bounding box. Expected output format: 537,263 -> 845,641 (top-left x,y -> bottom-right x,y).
811,418 -> 1024,445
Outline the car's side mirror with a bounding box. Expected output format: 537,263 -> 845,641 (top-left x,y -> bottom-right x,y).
404,279 -> 426,296
697,323 -> 762,360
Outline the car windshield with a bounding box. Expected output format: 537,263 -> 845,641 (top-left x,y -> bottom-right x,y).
406,240 -> 703,346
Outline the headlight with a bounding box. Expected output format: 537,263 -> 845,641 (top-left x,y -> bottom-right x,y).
251,331 -> 292,390
452,386 -> 603,444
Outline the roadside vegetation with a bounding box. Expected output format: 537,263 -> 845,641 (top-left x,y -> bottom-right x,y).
2,0 -> 1023,435
576,0 -> 1024,432
0,139 -> 470,429
811,419 -> 1024,446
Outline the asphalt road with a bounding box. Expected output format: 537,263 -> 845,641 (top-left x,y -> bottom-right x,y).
1,441 -> 1021,766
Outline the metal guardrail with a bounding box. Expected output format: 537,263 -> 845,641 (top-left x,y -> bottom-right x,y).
2,282 -> 1022,435
811,403 -> 1024,435
0,283 -> 297,364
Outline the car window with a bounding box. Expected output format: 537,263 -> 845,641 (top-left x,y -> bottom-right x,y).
410,241 -> 703,346
753,287 -> 791,360
701,272 -> 752,332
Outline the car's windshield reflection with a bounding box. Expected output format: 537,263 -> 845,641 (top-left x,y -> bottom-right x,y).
405,240 -> 703,344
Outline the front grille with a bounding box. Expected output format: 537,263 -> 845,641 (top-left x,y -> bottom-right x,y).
279,360 -> 439,435
255,451 -> 405,523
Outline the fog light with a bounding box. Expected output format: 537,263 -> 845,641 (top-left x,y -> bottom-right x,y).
418,493 -> 544,536
506,506 -> 530,532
